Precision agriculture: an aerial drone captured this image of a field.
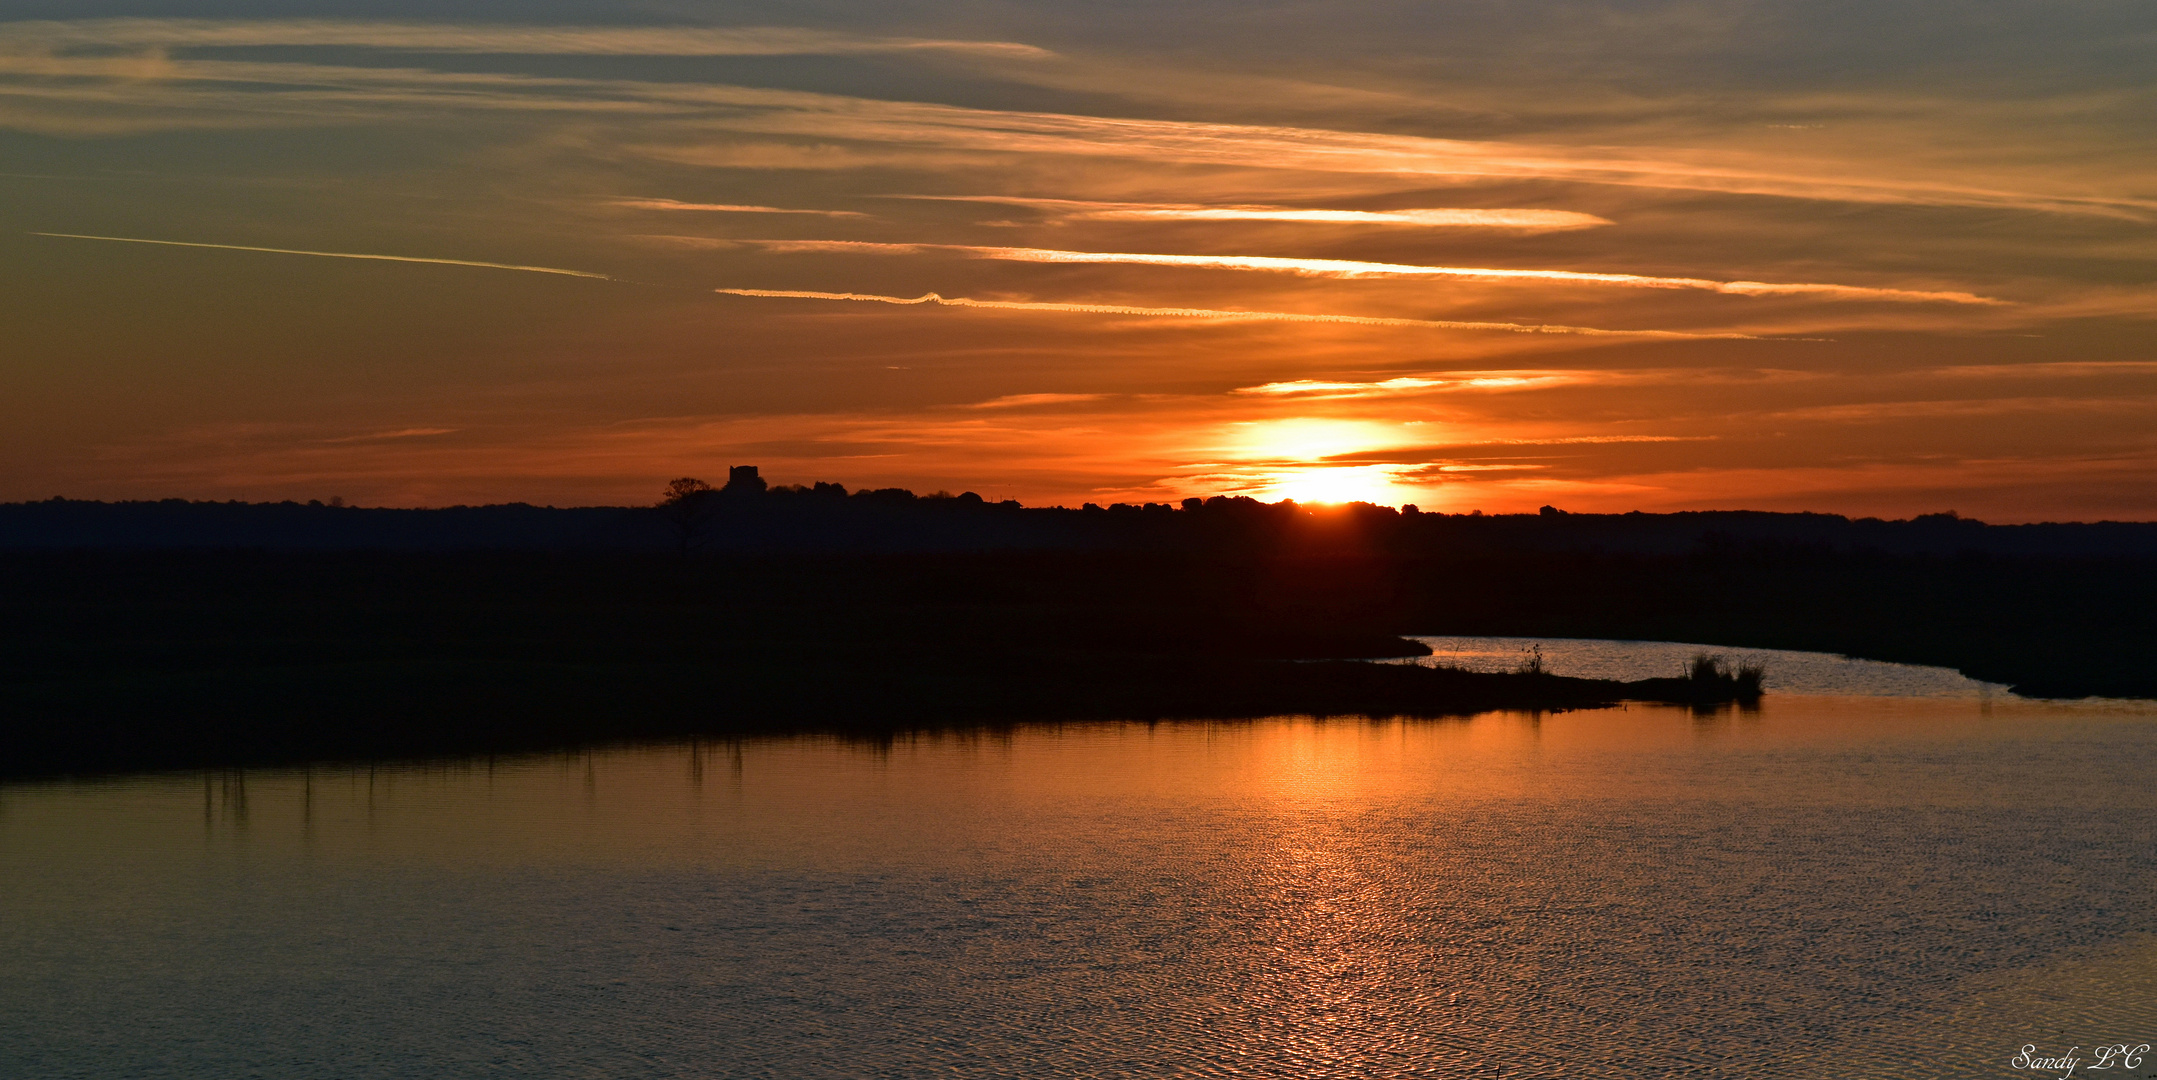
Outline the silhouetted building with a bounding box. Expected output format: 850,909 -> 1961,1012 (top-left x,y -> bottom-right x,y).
726,465 -> 767,495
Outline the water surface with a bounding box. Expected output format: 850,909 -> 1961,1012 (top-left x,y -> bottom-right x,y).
3,647 -> 2152,1078
1401,635 -> 2013,698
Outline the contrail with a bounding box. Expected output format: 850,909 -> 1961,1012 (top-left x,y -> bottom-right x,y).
29,233 -> 615,280
713,288 -> 1756,339
743,239 -> 2002,306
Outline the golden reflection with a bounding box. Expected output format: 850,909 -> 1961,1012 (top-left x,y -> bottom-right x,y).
6,706 -> 2152,1078
1236,724 -> 1408,1068
0,701 -> 2120,869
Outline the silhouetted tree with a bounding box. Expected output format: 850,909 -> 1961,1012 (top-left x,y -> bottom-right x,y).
664,477 -> 713,502
659,477 -> 718,553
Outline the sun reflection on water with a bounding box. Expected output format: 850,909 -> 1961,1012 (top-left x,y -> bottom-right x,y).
2,704 -> 2153,1078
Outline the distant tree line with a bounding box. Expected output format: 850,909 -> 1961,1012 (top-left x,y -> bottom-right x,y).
8,466 -> 2152,557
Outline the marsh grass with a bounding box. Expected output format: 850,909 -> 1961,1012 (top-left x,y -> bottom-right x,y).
1687,653 -> 1767,697
1516,644 -> 1548,677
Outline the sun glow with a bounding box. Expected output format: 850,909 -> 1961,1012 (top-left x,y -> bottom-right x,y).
1225,418 -> 1394,462
1209,420 -> 1427,505
1258,465 -> 1416,505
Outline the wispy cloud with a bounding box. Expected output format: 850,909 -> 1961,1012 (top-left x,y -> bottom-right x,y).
740,240 -> 2002,305
608,197 -> 866,217
1768,396 -> 2155,423
320,427 -> 457,443
886,196 -> 1613,230
1232,367 -> 1828,401
630,142 -> 986,172
1473,434 -> 1721,446
2,26 -> 2144,222
1930,361 -> 2157,379
29,233 -> 614,279
683,97 -> 2157,220
964,393 -> 1107,409
0,19 -> 1054,59
712,288 -> 1751,339
1235,374 -> 1581,397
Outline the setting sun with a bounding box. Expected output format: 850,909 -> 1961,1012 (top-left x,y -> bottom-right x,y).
1257,465 -> 1417,505
1196,419 -> 1428,505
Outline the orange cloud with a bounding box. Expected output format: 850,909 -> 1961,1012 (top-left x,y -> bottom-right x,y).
608,197 -> 866,217
712,288 -> 1750,338
885,196 -> 1613,230
740,240 -> 2002,305
1235,375 -> 1580,397
964,393 -> 1108,409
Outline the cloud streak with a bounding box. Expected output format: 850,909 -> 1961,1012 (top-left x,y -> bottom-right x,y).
320,428 -> 458,443
29,233 -> 615,279
965,393 -> 1107,409
1235,375 -> 1581,397
887,196 -> 1613,230
0,19 -> 1054,59
3,29 -> 2144,222
1931,361 -> 2157,380
691,96 -> 2157,220
712,288 -> 1752,339
608,197 -> 866,217
741,240 -> 2002,305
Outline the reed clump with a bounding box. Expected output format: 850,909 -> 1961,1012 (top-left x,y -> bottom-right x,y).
1686,653 -> 1766,697
1516,644 -> 1548,677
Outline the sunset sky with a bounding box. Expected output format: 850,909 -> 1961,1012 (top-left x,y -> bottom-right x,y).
3,2 -> 2153,518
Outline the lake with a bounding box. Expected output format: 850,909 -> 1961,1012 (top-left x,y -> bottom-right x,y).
3,639 -> 2152,1078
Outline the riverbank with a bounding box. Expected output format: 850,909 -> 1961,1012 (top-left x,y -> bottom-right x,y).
0,550 -> 1780,777
0,651 -> 1763,780
9,497 -> 2153,701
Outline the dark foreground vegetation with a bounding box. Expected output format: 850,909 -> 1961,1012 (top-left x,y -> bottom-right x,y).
1,550 -> 1774,778
2,473 -> 2149,777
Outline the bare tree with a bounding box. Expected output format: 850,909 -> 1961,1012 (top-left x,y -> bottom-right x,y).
658,477 -> 717,553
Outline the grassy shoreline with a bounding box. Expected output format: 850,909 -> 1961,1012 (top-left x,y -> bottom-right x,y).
0,657 -> 1760,780
0,542 -> 2058,781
